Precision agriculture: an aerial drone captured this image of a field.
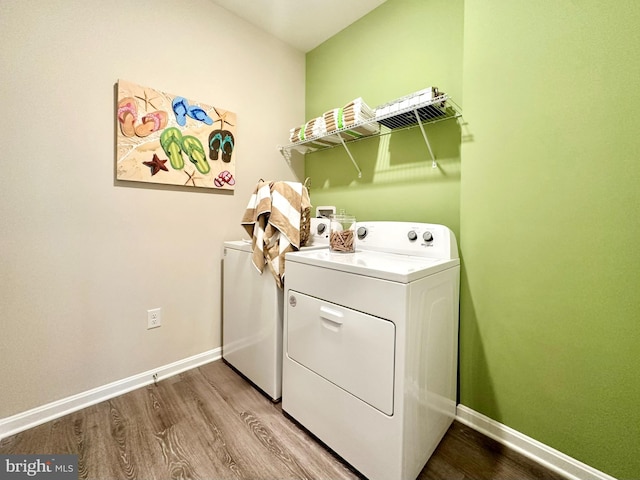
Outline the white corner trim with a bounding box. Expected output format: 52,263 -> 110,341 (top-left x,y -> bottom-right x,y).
0,348 -> 221,441
456,405 -> 618,480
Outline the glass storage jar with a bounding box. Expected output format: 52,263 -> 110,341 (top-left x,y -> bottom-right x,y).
329,212 -> 356,253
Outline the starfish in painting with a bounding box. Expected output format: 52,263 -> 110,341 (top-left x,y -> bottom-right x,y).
135,89 -> 163,111
143,154 -> 169,175
183,169 -> 203,187
212,107 -> 235,129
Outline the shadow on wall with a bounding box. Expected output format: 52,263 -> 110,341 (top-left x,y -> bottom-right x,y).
458,257 -> 500,420
306,118 -> 461,188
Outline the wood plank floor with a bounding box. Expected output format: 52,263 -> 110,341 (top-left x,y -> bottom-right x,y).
0,360 -> 565,479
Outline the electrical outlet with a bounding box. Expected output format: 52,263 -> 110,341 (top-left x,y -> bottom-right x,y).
147,308 -> 161,329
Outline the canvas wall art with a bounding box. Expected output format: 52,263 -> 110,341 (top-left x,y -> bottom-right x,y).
116,79 -> 236,189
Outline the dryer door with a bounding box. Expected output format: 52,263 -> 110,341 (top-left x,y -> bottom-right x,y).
286,291 -> 395,415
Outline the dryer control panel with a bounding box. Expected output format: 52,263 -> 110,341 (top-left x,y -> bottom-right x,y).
354,221 -> 458,259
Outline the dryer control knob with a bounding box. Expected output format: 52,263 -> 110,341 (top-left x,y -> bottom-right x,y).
357,226 -> 368,240
408,231 -> 418,241
317,223 -> 326,234
423,231 -> 434,242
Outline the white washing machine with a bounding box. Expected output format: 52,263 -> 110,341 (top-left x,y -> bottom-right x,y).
282,221 -> 460,480
222,218 -> 330,401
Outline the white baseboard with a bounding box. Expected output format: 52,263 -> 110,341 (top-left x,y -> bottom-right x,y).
0,348 -> 221,441
456,405 -> 617,480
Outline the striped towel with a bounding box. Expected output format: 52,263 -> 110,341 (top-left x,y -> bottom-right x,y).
241,180 -> 311,288
241,180 -> 272,274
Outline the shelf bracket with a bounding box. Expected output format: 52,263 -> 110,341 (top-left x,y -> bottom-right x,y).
414,108 -> 437,168
338,136 -> 362,178
278,146 -> 306,183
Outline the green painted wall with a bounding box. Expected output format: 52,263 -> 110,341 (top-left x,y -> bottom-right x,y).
306,0 -> 640,478
461,2 -> 640,478
304,0 -> 464,236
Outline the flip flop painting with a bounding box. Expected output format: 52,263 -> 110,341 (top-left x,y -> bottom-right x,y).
116,79 -> 236,189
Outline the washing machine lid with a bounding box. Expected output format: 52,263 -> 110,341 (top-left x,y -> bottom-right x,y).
224,239 -> 254,253
225,218 -> 330,253
224,239 -> 329,254
285,249 -> 459,283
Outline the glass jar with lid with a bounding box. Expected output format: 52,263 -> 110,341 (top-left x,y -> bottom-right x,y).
329,212 -> 356,253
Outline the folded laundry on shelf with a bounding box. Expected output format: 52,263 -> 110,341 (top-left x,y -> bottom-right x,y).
375,87 -> 440,118
342,97 -> 375,126
289,125 -> 302,143
321,97 -> 379,140
304,116 -> 326,138
291,120 -> 341,151
288,96 -> 379,147
375,87 -> 447,129
289,116 -> 329,142
323,108 -> 341,133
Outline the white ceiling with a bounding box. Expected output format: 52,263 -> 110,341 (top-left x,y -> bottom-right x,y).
208,0 -> 387,52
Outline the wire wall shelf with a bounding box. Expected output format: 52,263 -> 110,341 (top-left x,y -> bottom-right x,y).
279,92 -> 462,178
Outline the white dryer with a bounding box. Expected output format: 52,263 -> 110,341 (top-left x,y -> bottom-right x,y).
222,218 -> 329,401
282,221 -> 460,480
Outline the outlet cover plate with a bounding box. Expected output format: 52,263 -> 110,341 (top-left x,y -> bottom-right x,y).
147,308 -> 161,329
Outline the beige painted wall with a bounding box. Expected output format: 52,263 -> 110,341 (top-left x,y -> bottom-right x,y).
0,0 -> 304,418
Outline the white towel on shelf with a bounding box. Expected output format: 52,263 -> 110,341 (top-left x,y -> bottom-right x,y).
342,97 -> 375,126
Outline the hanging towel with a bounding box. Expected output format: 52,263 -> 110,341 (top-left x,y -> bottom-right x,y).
241,180 -> 311,288
241,180 -> 272,273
